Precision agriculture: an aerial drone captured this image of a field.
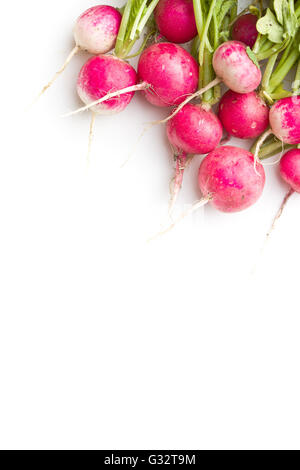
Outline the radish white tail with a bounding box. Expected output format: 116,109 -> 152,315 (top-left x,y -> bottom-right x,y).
87,112 -> 96,166
62,82 -> 150,118
168,153 -> 192,219
148,196 -> 211,242
151,77 -> 222,125
34,45 -> 80,104
266,187 -> 294,240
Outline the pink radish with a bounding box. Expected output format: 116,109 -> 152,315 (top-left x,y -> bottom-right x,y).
167,103 -> 223,154
36,5 -> 121,99
269,96 -> 300,145
280,149 -> 300,192
166,103 -> 223,214
213,40 -> 261,94
253,96 -> 300,166
77,55 -> 137,115
74,5 -> 122,54
198,146 -> 265,213
218,90 -> 269,139
137,42 -> 199,107
74,54 -> 138,162
152,146 -> 266,239
154,0 -> 197,44
231,14 -> 258,48
266,149 -> 300,239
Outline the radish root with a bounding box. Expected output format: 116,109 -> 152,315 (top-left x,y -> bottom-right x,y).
168,153 -> 192,218
87,112 -> 96,166
35,45 -> 80,103
148,195 -> 211,242
266,187 -> 294,240
151,77 -> 222,125
62,82 -> 150,117
253,128 -> 273,173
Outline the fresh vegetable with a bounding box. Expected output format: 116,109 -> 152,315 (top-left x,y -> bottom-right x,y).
137,42 -> 199,106
279,148 -> 300,192
269,96 -> 300,144
212,40 -> 261,94
231,13 -> 258,48
167,103 -> 223,153
74,5 -> 122,54
218,90 -> 269,139
198,146 -> 265,212
77,55 -> 138,115
152,145 -> 266,239
154,0 -> 197,43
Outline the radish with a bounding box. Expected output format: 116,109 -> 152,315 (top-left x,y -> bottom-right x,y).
269,96 -> 300,145
65,42 -> 199,115
280,149 -> 300,193
154,0 -> 197,44
266,149 -> 300,239
198,146 -> 265,213
77,55 -> 138,115
253,96 -> 300,165
74,54 -> 138,162
152,145 -> 266,238
74,5 -> 122,54
137,42 -> 199,107
218,90 -> 269,139
231,13 -> 258,48
212,40 -> 261,94
166,103 -> 223,213
166,103 -> 223,154
37,5 -> 122,99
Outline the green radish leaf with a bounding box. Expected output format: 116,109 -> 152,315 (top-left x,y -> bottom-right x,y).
282,1 -> 298,39
274,0 -> 284,25
217,0 -> 236,26
256,8 -> 284,43
246,46 -> 260,68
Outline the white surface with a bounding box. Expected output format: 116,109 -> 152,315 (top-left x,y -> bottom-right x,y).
1,1 -> 300,450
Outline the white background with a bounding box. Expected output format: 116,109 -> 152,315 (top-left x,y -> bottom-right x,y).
0,1 -> 300,450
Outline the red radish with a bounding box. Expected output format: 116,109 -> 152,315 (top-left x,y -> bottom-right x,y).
231,14 -> 258,48
167,104 -> 223,154
137,42 -> 199,107
74,54 -> 138,163
36,5 -> 121,99
151,146 -> 266,239
74,5 -> 122,54
279,149 -> 300,192
266,149 -> 300,239
198,146 -> 265,212
154,0 -> 197,44
213,41 -> 261,94
77,55 -> 137,115
269,96 -> 300,145
166,103 -> 223,214
253,96 -> 300,166
218,90 -> 269,139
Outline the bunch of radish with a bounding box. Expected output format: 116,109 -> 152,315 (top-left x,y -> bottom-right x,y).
37,0 -> 300,240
